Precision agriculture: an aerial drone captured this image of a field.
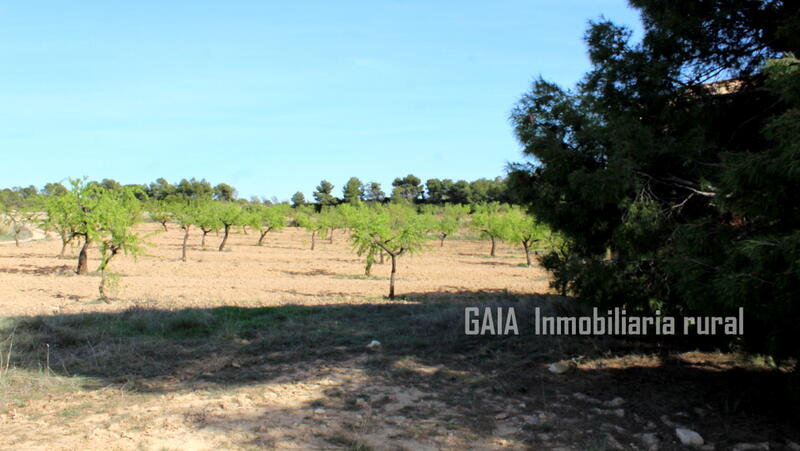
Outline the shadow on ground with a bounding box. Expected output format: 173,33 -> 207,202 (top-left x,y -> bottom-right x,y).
1,291 -> 798,449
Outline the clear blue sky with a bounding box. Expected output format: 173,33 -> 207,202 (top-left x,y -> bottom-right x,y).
0,1 -> 642,201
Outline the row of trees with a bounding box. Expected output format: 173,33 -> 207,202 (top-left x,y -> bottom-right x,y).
7,180 -> 559,300
298,175 -> 514,207
2,174 -> 513,212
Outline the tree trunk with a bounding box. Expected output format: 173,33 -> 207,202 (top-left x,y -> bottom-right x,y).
329,229 -> 334,243
219,225 -> 231,251
242,225 -> 248,235
76,236 -> 90,275
523,241 -> 531,266
13,232 -> 19,247
311,231 -> 316,250
490,236 -> 496,257
440,233 -> 447,247
257,228 -> 270,246
379,249 -> 385,264
388,253 -> 397,299
59,232 -> 73,258
161,220 -> 168,232
181,227 -> 190,262
201,229 -> 209,248
98,247 -> 118,300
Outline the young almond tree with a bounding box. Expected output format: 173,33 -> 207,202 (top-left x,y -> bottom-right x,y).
42,191 -> 80,257
1,200 -> 37,247
216,202 -> 242,252
348,204 -> 432,299
147,201 -> 173,232
95,187 -> 146,299
194,200 -> 220,249
436,204 -> 470,247
67,178 -> 107,275
471,202 -> 508,257
251,203 -> 289,246
502,207 -> 552,266
171,201 -> 196,262
295,211 -> 329,250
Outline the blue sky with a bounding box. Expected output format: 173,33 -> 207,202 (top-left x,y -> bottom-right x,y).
0,1 -> 642,200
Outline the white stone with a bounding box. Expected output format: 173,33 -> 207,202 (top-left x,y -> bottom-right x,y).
636,432 -> 659,451
366,340 -> 381,350
547,361 -> 574,374
675,428 -> 704,447
605,397 -> 625,407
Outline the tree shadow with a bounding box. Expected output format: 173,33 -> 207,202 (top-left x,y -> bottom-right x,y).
0,263 -> 73,276
1,292 -> 797,449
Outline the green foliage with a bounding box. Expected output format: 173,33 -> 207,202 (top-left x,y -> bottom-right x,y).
501,206 -> 554,266
213,183 -> 237,202
364,182 -> 385,202
346,203 -> 433,298
391,174 -> 423,202
508,1 -> 800,357
291,191 -> 306,207
147,201 -> 173,230
434,204 -> 470,246
313,180 -> 337,206
470,202 -> 509,255
342,177 -> 365,203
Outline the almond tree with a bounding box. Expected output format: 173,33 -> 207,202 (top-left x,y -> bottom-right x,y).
95,187 -> 145,299
67,178 -> 105,275
147,201 -> 173,231
42,191 -> 80,257
502,207 -> 551,266
296,211 -> 329,250
194,200 -> 220,248
171,201 -> 196,262
348,204 -> 432,298
250,204 -> 289,246
470,202 -> 507,257
216,202 -> 242,252
435,204 -> 470,247
2,200 -> 37,247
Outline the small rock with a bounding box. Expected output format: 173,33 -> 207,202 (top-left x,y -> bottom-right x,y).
700,445 -> 716,451
675,428 -> 704,448
313,408 -> 325,415
604,397 -> 625,408
537,433 -> 552,441
573,392 -> 602,404
636,432 -> 660,451
494,412 -> 510,420
521,415 -> 543,425
547,360 -> 575,374
732,443 -> 769,451
590,407 -> 625,418
366,340 -> 381,350
645,421 -> 657,430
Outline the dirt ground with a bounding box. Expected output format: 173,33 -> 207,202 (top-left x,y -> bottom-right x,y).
0,223 -> 550,317
1,224 -> 798,450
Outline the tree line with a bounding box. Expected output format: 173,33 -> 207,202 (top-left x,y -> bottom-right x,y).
1,174 -> 513,211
